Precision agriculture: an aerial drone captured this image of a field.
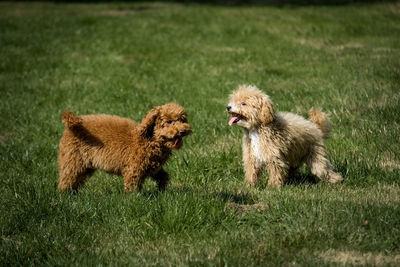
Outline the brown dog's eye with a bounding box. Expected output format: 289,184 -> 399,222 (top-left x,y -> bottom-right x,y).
241,102 -> 246,106
167,120 -> 173,124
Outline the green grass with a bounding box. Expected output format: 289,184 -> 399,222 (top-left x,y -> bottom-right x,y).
1,1 -> 400,265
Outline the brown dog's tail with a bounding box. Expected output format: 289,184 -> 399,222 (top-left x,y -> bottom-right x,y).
309,108 -> 332,139
61,110 -> 82,128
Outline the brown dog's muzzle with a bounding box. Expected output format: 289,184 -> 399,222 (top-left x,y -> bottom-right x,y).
170,124 -> 191,149
179,130 -> 188,137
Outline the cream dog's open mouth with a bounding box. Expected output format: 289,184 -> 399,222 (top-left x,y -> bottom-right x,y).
228,112 -> 245,126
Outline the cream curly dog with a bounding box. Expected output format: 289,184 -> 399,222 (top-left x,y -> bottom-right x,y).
58,103 -> 191,192
227,85 -> 343,188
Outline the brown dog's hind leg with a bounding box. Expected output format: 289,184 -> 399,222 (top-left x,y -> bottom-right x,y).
58,157 -> 94,192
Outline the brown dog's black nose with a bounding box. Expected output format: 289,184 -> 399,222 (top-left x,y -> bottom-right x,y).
179,130 -> 187,136
226,106 -> 232,111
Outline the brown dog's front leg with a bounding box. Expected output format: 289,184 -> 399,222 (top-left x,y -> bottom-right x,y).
152,168 -> 170,191
123,168 -> 145,192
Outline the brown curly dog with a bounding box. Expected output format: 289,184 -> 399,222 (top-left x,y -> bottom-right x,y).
57,103 -> 191,192
227,85 -> 343,188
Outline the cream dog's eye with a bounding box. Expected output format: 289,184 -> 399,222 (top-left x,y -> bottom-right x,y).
241,102 -> 246,106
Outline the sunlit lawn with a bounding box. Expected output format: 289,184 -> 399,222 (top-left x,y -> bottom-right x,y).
1,1 -> 399,265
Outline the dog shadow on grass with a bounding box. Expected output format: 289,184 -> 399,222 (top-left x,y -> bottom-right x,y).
286,171 -> 319,186
213,169 -> 334,214
214,190 -> 255,205
286,162 -> 347,186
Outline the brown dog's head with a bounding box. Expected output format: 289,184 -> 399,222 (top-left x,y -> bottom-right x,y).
138,103 -> 192,149
227,85 -> 275,130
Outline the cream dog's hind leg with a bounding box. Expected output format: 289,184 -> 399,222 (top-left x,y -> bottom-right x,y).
306,142 -> 343,184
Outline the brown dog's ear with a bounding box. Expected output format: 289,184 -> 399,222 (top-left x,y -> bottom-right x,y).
138,107 -> 160,138
260,96 -> 275,124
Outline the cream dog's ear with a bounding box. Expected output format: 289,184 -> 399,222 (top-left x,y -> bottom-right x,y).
260,96 -> 275,124
138,106 -> 160,138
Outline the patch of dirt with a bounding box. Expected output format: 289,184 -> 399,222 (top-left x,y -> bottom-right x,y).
0,132 -> 14,143
329,42 -> 364,51
225,202 -> 268,214
390,3 -> 400,15
318,249 -> 400,266
94,3 -> 183,17
212,47 -> 246,53
380,151 -> 400,170
97,10 -> 138,16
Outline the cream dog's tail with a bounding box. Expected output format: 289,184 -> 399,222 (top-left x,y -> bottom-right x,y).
61,110 -> 82,128
309,108 -> 332,139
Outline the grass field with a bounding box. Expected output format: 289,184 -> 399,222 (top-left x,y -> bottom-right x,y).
1,1 -> 400,265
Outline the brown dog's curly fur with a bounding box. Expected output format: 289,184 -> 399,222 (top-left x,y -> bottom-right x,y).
57,103 -> 191,192
227,85 -> 343,188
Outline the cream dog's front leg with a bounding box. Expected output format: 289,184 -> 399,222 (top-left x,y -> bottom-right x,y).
242,134 -> 261,187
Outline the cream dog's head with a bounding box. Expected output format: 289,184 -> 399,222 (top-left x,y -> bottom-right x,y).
227,85 -> 275,129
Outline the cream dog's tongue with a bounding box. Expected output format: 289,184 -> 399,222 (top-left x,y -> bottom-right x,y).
229,116 -> 239,126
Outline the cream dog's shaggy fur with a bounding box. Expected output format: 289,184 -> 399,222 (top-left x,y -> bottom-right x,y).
227,85 -> 343,187
57,103 -> 191,192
